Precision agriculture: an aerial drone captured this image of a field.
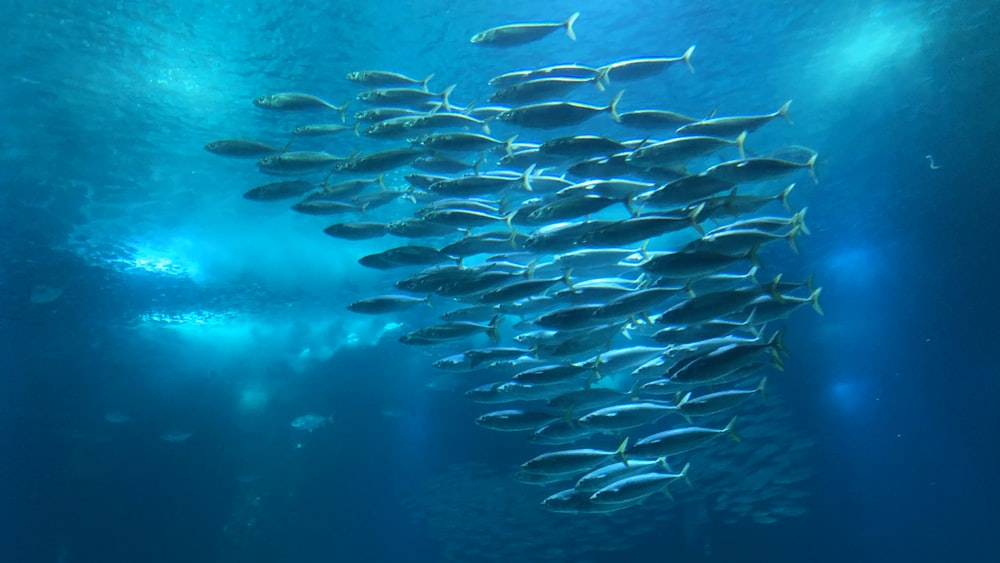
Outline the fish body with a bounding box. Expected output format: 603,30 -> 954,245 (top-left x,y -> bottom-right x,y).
618,109 -> 699,129
629,417 -> 738,459
292,123 -> 353,136
254,93 -> 347,120
489,76 -> 597,105
348,294 -> 431,314
677,100 -> 792,137
590,464 -> 691,504
291,414 -> 333,432
626,132 -> 746,168
205,139 -> 282,158
705,154 -> 818,184
471,12 -> 579,47
489,63 -> 599,88
243,180 -> 316,201
498,91 -> 623,129
346,70 -> 434,89
257,151 -> 343,175
597,46 -> 696,83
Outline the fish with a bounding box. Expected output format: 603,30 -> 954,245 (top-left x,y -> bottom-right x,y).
597,45 -> 696,84
347,294 -> 432,314
257,151 -> 345,175
577,400 -> 684,432
243,180 -> 317,201
589,463 -> 692,504
498,90 -> 623,129
668,330 -> 785,385
678,377 -> 768,418
322,222 -> 388,240
254,93 -> 348,120
488,63 -> 599,88
291,413 -> 334,432
400,316 -> 503,345
677,100 -> 792,137
628,417 -> 739,459
489,76 -> 600,105
357,84 -> 456,111
626,131 -> 747,169
704,154 -> 819,185
520,438 -> 629,476
575,457 -> 671,492
335,148 -> 426,173
475,409 -> 559,432
471,12 -> 579,47
617,109 -> 700,130
346,70 -> 434,90
204,139 -> 283,158
290,200 -> 361,216
542,487 -> 646,514
291,123 -> 354,137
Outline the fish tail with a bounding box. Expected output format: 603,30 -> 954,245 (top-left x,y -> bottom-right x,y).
675,462 -> 694,490
352,121 -> 362,136
564,12 -> 580,41
420,73 -> 435,92
787,225 -> 801,254
474,152 -> 485,175
440,84 -> 457,112
793,206 -> 811,235
561,268 -> 575,289
623,192 -> 636,216
595,65 -> 611,89
756,376 -> 768,402
768,274 -> 786,302
723,416 -> 741,442
423,294 -> 434,309
747,265 -> 760,285
335,100 -> 350,123
608,90 -> 624,123
504,134 -> 519,159
676,391 -> 692,408
376,173 -> 386,190
682,45 -> 696,74
521,161 -> 537,192
639,240 -> 650,260
656,456 -> 674,473
735,130 -> 748,160
779,183 -> 795,211
806,153 -> 819,184
778,99 -> 793,124
809,287 -> 824,316
689,202 -> 706,234
486,314 -> 503,345
615,436 -> 630,462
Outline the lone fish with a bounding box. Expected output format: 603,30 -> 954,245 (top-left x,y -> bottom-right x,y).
471,12 -> 579,47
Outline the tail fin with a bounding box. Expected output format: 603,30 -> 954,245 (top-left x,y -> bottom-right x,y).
779,183 -> 795,211
439,84 -> 457,112
809,287 -> 824,316
595,65 -> 611,89
681,45 -> 696,74
564,12 -> 580,41
420,73 -> 435,92
806,153 -> 819,184
722,416 -> 740,442
677,462 -> 693,489
335,100 -> 350,124
793,206 -> 811,236
735,130 -> 748,160
689,202 -> 706,234
786,225 -> 801,254
777,99 -> 793,124
486,314 -> 503,344
615,436 -> 630,465
607,90 -> 624,123
755,376 -> 768,402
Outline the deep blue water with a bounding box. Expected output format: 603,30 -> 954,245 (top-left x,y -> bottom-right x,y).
2,1 -> 999,562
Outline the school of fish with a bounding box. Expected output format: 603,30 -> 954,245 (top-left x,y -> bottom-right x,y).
206,11 -> 822,518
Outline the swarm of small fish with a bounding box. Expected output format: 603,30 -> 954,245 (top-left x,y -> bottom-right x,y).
206,12 -> 822,517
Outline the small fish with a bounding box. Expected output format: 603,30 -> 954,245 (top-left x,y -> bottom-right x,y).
243,180 -> 316,201
471,12 -> 579,47
357,84 -> 456,111
489,63 -> 599,88
291,413 -> 334,432
704,153 -> 819,185
254,93 -> 348,121
291,123 -> 354,137
322,222 -> 387,240
617,109 -> 700,130
346,70 -> 434,90
498,91 -> 623,129
257,151 -> 344,175
589,463 -> 692,505
597,46 -> 696,84
677,100 -> 792,137
160,431 -> 192,442
290,200 -> 361,215
348,294 -> 432,314
204,139 -> 283,158
474,409 -> 558,431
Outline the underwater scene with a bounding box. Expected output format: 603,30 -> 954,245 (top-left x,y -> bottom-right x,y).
2,1 -> 998,562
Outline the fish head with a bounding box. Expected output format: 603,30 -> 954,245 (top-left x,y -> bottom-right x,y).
253,95 -> 273,108
356,91 -> 374,102
345,71 -> 363,81
498,110 -> 514,122
470,31 -> 489,44
257,155 -> 278,167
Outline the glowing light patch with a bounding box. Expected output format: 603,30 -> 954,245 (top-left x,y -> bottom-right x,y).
239,384 -> 270,411
825,246 -> 882,289
829,378 -> 867,413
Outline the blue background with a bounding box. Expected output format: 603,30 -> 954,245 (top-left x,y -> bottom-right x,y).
1,1 -> 998,562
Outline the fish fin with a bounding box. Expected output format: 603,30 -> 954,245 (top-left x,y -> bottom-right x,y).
779,183 -> 795,211
440,84 -> 457,112
809,287 -> 824,316
778,99 -> 793,124
473,152 -> 485,175
486,314 -> 503,345
521,161 -> 536,192
747,265 -> 760,285
335,100 -> 349,123
723,416 -> 741,442
624,192 -> 636,216
678,462 -> 693,489
806,153 -> 819,184
735,130 -> 748,160
504,134 -> 519,159
352,121 -> 362,136
608,90 -> 624,123
420,73 -> 435,92
561,268 -> 575,289
682,45 -> 696,74
689,202 -> 706,234
564,12 -> 580,41
615,436 -> 630,464
376,173 -> 386,190
676,391 -> 692,408
657,457 -> 674,473
595,66 -> 611,88
756,376 -> 768,402
786,225 -> 801,254
793,206 -> 811,236
423,294 -> 434,309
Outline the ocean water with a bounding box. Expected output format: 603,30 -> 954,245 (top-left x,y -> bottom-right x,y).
1,1 -> 998,562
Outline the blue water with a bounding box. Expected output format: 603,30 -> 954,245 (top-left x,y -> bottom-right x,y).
2,1 -> 998,562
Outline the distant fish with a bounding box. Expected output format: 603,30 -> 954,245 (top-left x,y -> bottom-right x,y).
471,12 -> 579,47
291,413 -> 334,432
291,123 -> 354,137
253,93 -> 348,121
676,100 -> 792,137
103,411 -> 131,424
160,431 -> 192,442
346,70 -> 434,90
204,139 -> 284,158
